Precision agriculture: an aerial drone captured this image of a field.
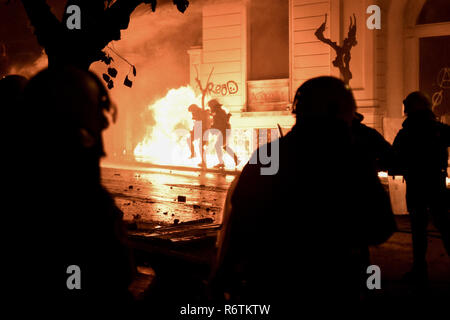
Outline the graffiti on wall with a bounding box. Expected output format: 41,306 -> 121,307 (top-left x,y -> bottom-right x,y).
206,80 -> 239,96
249,90 -> 288,104
432,67 -> 450,114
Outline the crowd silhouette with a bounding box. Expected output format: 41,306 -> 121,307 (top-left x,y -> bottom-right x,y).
1,68 -> 449,313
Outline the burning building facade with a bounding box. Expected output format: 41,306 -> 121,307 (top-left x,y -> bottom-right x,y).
186,0 -> 449,136
106,0 -> 449,169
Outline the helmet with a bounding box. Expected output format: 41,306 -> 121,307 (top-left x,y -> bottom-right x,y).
292,76 -> 356,126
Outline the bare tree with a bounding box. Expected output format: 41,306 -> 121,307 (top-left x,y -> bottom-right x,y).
315,14 -> 357,85
194,65 -> 214,111
20,0 -> 189,72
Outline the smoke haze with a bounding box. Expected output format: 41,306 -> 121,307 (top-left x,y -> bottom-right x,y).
1,0 -> 213,160
90,2 -> 205,160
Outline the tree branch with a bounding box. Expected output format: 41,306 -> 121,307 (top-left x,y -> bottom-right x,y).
20,0 -> 63,51
20,0 -> 190,70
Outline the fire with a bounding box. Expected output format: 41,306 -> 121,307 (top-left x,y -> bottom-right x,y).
134,86 -> 244,169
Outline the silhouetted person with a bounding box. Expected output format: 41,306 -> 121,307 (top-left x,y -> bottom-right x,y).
187,103 -> 210,161
17,67 -> 134,307
208,99 -> 239,168
210,77 -> 395,313
391,91 -> 450,288
353,112 -> 392,172
351,112 -> 393,296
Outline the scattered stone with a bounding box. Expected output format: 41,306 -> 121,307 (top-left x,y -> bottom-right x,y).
193,204 -> 200,209
172,214 -> 175,217
129,185 -> 133,190
114,173 -> 121,176
177,195 -> 186,202
163,212 -> 168,215
173,219 -> 180,225
206,208 -> 210,212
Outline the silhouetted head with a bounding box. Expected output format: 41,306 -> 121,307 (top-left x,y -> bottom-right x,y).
403,91 -> 434,118
292,76 -> 356,126
188,104 -> 200,113
24,67 -> 115,180
208,99 -> 222,111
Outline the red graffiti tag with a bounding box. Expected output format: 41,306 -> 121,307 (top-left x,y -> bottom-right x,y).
206,80 -> 239,96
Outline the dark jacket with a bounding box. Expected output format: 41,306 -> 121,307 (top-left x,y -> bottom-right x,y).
212,119 -> 395,310
352,114 -> 392,172
391,114 -> 450,180
189,105 -> 211,129
211,107 -> 231,131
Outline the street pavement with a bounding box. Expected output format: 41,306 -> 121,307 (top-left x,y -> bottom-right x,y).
101,163 -> 235,227
101,164 -> 449,301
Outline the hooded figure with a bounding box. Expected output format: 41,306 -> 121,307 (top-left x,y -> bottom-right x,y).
207,98 -> 238,168
391,91 -> 450,288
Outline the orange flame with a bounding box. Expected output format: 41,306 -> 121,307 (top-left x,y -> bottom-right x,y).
134,86 -> 248,169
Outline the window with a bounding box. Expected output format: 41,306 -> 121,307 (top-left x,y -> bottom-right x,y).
417,0 -> 450,25
249,0 -> 289,80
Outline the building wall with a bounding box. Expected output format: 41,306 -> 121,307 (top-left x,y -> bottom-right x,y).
189,0 -> 248,113
290,0 -> 332,94
289,0 -> 383,131
188,0 -> 449,137
345,0 -> 380,131
382,0 -> 450,143
375,0 -> 388,126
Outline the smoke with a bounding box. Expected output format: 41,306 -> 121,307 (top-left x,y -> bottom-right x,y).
90,1 -> 206,160
7,52 -> 48,79
1,0 -> 218,160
